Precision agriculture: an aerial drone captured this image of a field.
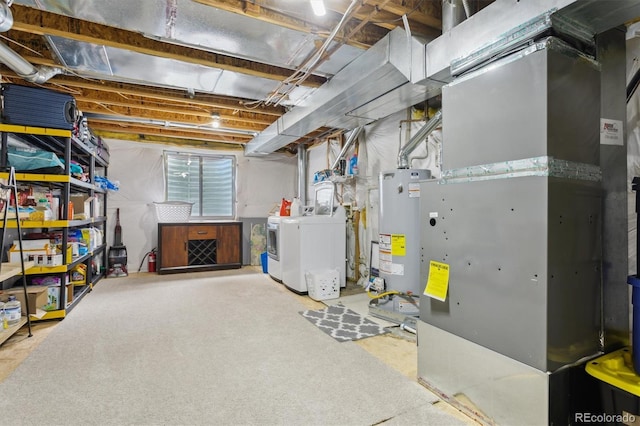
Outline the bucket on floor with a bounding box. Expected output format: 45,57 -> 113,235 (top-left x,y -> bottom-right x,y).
261,252 -> 268,273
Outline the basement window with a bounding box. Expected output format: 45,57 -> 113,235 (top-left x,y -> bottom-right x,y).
163,151 -> 236,219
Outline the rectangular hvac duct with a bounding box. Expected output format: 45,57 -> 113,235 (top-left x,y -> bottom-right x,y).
244,29 -> 441,155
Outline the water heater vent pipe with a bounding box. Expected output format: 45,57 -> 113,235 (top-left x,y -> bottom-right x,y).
330,126 -> 364,171
397,109 -> 442,169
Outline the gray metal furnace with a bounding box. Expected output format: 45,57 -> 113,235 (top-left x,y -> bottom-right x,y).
418,35 -> 607,424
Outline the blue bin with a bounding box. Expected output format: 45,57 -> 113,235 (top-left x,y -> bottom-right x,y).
261,252 -> 268,273
628,275 -> 640,373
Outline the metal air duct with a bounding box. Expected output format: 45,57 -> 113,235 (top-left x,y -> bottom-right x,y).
397,110 -> 442,169
442,0 -> 467,32
297,145 -> 307,207
244,28 -> 443,156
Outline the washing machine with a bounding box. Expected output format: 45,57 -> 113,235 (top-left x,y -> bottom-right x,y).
266,215 -> 283,282
281,182 -> 346,293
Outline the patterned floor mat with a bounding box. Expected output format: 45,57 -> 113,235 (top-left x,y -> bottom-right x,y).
300,305 -> 389,342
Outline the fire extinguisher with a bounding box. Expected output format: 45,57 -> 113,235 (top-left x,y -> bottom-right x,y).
148,250 -> 157,273
138,248 -> 157,273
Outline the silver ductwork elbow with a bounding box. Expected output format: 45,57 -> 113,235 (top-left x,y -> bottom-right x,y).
0,40 -> 63,83
397,109 -> 442,169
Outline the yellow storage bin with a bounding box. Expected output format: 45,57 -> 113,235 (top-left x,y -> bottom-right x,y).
586,347 -> 640,424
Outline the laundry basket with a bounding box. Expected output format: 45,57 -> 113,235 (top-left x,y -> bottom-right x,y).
305,269 -> 340,301
153,201 -> 193,223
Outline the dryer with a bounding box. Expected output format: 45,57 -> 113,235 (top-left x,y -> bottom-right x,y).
266,215 -> 283,282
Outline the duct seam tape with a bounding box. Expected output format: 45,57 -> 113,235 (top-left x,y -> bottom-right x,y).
440,156 -> 601,184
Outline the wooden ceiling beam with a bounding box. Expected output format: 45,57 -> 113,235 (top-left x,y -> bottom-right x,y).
9,4 -> 326,87
77,102 -> 267,133
72,91 -> 275,126
91,128 -> 247,151
0,69 -> 285,117
89,121 -> 252,144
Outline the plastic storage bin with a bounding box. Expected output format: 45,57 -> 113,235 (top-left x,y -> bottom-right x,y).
586,347 -> 640,424
261,252 -> 268,273
305,269 -> 340,301
153,201 -> 193,223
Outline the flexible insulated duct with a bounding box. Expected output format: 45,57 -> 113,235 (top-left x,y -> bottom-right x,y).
0,40 -> 63,83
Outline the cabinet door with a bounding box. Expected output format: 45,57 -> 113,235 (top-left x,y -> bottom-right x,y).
160,225 -> 188,268
217,224 -> 241,265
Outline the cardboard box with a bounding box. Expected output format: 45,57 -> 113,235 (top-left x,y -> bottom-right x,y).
93,196 -> 101,218
70,195 -> 96,220
0,285 -> 49,315
31,275 -> 68,287
42,284 -> 73,311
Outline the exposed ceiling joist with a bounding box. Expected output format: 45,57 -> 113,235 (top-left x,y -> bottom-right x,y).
8,3 -> 326,87
0,0 -> 447,150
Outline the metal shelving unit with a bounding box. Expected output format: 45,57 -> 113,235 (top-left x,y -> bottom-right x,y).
0,124 -> 108,320
0,166 -> 32,341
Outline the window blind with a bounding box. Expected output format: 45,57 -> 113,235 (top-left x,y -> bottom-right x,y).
164,152 -> 235,218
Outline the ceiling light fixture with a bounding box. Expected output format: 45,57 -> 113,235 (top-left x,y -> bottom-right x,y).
310,0 -> 326,17
211,112 -> 221,128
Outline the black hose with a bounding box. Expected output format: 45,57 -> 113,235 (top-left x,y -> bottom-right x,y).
628,67 -> 640,103
137,248 -> 157,272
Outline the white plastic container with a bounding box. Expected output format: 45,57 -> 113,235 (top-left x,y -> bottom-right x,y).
290,198 -> 301,217
0,301 -> 5,330
4,296 -> 21,326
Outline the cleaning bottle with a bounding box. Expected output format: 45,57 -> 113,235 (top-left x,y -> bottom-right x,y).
4,296 -> 20,326
290,197 -> 301,217
349,154 -> 358,176
0,301 -> 5,330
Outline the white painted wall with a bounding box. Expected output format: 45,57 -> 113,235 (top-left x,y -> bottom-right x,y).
105,139 -> 296,273
103,108 -> 440,276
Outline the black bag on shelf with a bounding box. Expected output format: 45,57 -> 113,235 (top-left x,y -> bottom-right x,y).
1,84 -> 76,130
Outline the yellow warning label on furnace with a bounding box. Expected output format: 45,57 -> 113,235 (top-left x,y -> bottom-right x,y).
391,234 -> 406,256
424,260 -> 450,302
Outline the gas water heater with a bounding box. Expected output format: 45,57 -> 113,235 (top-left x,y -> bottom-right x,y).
374,168 -> 430,322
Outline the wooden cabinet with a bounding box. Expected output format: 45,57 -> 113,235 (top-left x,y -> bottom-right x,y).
158,222 -> 242,274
